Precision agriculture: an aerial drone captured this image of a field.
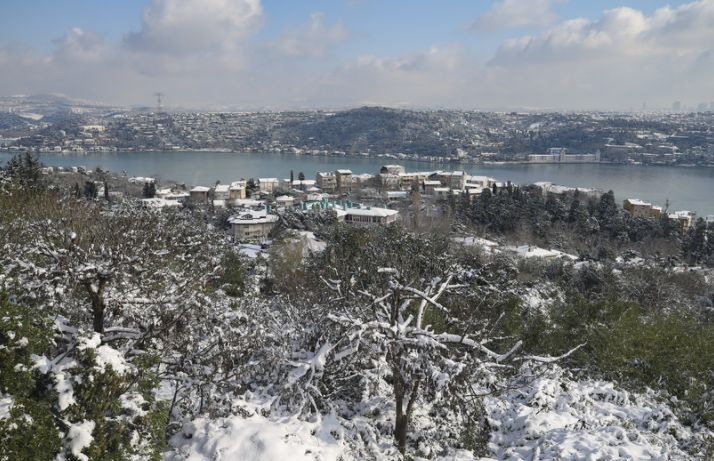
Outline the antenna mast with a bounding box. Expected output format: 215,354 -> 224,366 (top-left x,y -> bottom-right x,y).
154,92 -> 164,113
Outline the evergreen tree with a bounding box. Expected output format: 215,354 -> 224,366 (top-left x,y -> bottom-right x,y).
142,181 -> 156,198
103,181 -> 110,201
298,171 -> 306,181
84,181 -> 97,199
290,170 -> 294,184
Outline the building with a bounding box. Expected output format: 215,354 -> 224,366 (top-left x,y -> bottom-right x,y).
316,172 -> 337,193
422,180 -> 442,195
529,148 -> 601,163
228,209 -> 279,241
623,198 -> 662,218
229,181 -> 247,200
433,171 -> 466,191
668,211 -> 695,231
189,186 -> 211,203
343,207 -> 400,227
378,173 -> 401,191
275,195 -> 295,207
380,164 -> 406,175
214,184 -> 230,200
335,169 -> 353,193
258,178 -> 279,194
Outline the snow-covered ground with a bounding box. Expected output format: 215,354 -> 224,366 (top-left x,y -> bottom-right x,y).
164,366 -> 710,460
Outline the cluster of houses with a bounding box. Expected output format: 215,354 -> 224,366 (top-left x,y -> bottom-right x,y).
137,163 -> 711,242
622,198 -> 700,231
139,165 -> 504,242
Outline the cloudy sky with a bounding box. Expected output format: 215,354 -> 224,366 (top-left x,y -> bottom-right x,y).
1,0 -> 712,110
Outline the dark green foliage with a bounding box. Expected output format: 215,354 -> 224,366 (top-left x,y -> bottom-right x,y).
298,171 -> 305,181
4,152 -> 44,191
84,180 -> 98,199
0,294 -> 61,461
142,181 -> 156,198
219,251 -> 247,297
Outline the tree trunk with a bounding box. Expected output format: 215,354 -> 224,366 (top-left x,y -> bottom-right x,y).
393,369 -> 408,454
85,278 -> 107,334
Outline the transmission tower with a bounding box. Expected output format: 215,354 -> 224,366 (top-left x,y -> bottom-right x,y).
154,92 -> 164,113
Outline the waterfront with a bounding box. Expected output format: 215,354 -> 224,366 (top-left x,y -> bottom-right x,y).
2,151 -> 713,215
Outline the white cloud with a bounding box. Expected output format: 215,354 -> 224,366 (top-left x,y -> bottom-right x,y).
124,0 -> 263,56
272,12 -> 348,58
0,0 -> 712,110
472,0 -> 562,31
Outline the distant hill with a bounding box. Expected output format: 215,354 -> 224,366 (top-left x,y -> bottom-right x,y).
0,112 -> 33,130
270,106 -> 480,155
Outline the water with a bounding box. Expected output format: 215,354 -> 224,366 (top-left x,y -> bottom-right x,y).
2,151 -> 713,216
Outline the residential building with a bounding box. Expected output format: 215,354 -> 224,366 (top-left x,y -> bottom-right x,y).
668,211 -> 695,231
623,198 -> 662,218
228,209 -> 279,241
380,164 -> 406,175
335,169 -> 353,193
229,181 -> 247,200
343,207 -> 400,227
316,172 -> 337,193
258,178 -> 279,194
189,186 -> 210,203
214,184 -> 230,200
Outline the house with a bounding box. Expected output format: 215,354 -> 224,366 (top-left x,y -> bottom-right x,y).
291,179 -> 316,191
344,207 -> 400,227
399,172 -> 431,190
378,173 -> 401,191
668,211 -> 695,231
335,169 -> 353,193
189,186 -> 211,203
624,198 -> 661,218
380,165 -> 406,175
214,184 -> 230,200
228,209 -> 279,241
229,181 -> 247,200
258,178 -> 279,194
433,171 -> 465,191
275,195 -> 295,207
316,172 -> 337,193
423,180 -> 442,195
433,187 -> 451,200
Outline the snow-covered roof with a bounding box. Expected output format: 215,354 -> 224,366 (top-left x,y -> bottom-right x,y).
275,195 -> 294,202
230,181 -> 247,189
625,198 -> 651,206
258,178 -> 278,183
336,169 -> 352,174
346,207 -> 398,218
386,191 -> 408,197
214,184 -> 230,193
228,210 -> 279,225
190,186 -> 210,192
423,180 -> 442,186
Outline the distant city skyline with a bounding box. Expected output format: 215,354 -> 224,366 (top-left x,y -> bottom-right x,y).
1,0 -> 713,111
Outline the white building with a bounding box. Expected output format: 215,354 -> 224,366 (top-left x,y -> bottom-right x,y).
228,209 -> 279,241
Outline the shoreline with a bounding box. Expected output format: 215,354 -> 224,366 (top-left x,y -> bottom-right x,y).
4,148 -> 713,170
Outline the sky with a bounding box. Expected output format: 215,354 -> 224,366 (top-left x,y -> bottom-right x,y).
0,0 -> 712,111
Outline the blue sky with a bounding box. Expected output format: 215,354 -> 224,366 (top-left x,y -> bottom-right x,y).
0,0 -> 711,109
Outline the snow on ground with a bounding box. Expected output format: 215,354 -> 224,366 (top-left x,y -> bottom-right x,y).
482,365 -> 708,461
166,398 -> 347,461
238,243 -> 265,259
508,245 -> 578,261
164,365 -> 709,461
